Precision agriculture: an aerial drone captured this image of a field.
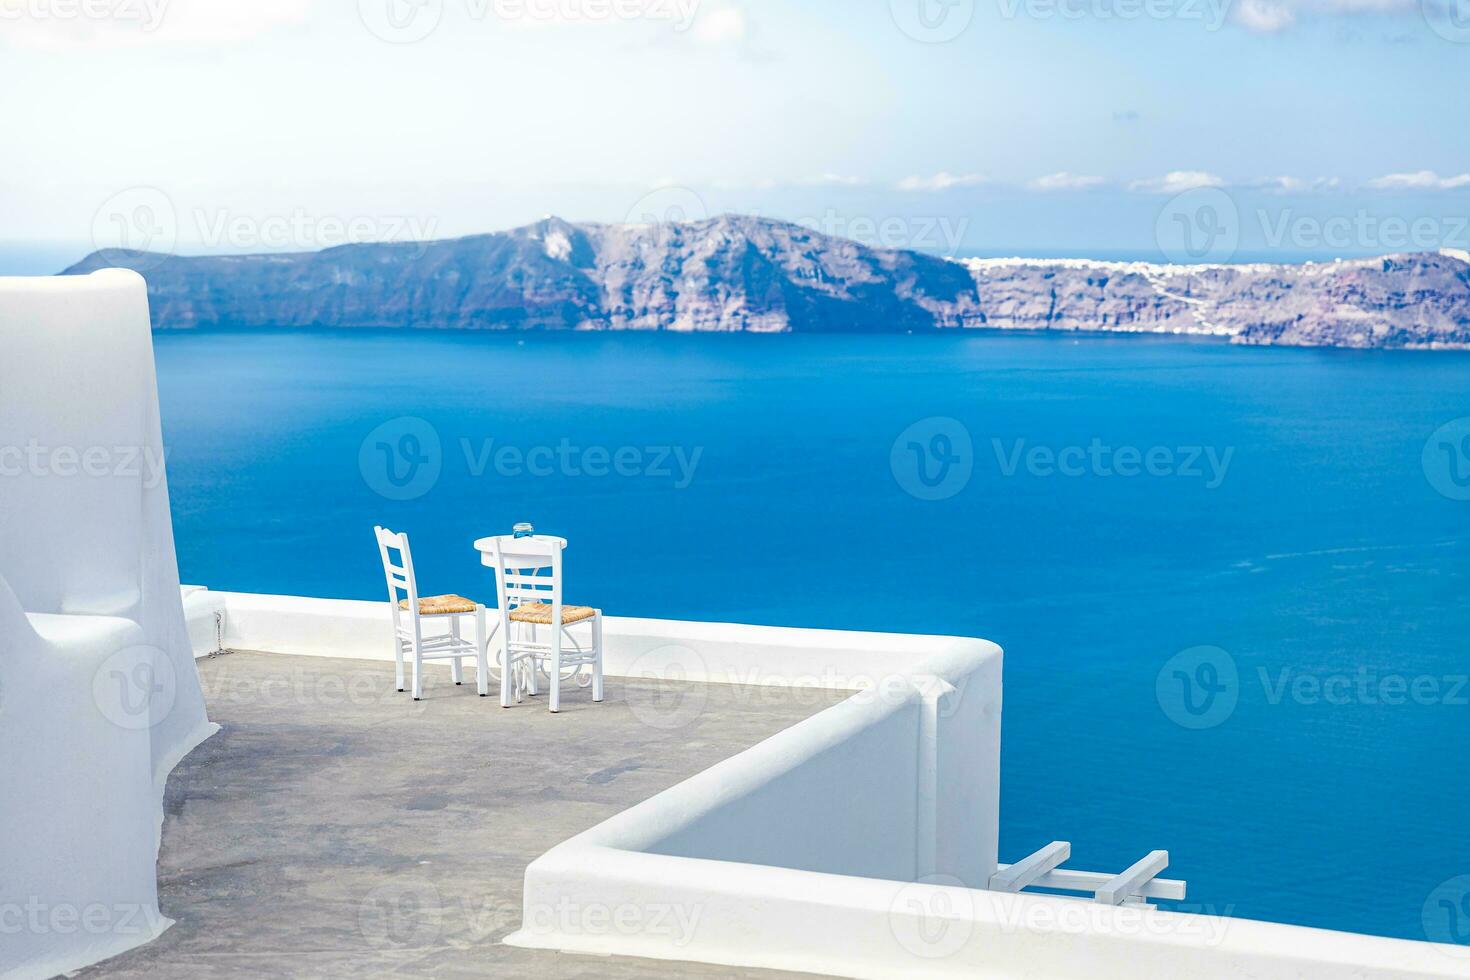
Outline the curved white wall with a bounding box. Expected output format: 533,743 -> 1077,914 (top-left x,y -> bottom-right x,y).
0,271 -> 216,980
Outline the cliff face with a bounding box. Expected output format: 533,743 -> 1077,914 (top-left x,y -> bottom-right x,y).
962,252 -> 1470,349
62,216 -> 1470,349
63,216 -> 984,334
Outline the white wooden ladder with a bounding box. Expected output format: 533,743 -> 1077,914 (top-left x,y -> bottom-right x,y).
989,842 -> 1185,906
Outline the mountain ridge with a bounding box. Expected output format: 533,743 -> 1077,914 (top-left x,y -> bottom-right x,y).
62,215 -> 1470,349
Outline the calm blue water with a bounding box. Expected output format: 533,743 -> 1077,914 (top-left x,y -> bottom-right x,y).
155,329 -> 1470,944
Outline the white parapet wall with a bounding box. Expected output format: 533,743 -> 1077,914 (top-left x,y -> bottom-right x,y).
210,589 -> 1002,889
208,591 -> 1469,979
0,272 -> 217,980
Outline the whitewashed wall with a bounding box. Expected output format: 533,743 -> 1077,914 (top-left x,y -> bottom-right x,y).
0,272 -> 215,980
648,695 -> 923,881
204,591 -> 1465,978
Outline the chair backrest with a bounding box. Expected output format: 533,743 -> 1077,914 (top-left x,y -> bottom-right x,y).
485,535 -> 566,619
374,526 -> 419,636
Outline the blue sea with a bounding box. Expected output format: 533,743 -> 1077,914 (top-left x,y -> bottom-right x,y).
155,328 -> 1470,945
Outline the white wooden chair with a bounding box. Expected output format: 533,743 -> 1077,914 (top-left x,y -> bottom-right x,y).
374,526 -> 488,701
481,534 -> 602,712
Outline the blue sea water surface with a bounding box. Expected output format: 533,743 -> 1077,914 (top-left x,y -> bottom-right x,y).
155,329 -> 1470,944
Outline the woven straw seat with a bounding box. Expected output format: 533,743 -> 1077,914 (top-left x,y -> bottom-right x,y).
509,603 -> 597,626
400,594 -> 479,616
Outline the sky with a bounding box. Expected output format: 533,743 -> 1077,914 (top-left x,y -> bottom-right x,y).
2,0 -> 1469,268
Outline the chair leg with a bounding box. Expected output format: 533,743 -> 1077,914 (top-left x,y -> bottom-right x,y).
500,633 -> 514,708
476,606 -> 489,697
395,638 -> 406,693
526,624 -> 540,697
549,632 -> 562,713
411,641 -> 424,701
450,617 -> 464,685
592,614 -> 604,703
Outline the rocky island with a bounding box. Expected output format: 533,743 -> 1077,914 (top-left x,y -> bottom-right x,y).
62,216 -> 1470,349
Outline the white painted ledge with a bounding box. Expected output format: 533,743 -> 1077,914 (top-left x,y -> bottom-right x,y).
202,591 -> 1469,979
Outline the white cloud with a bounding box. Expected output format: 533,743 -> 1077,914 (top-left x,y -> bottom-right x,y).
701,177 -> 776,191
1366,171 -> 1470,191
495,0 -> 703,31
660,4 -> 776,62
1248,176 -> 1341,193
896,172 -> 987,193
655,174 -> 864,191
1231,0 -> 1417,31
1232,0 -> 1297,31
0,0 -> 314,50
1313,0 -> 1416,11
690,5 -> 747,43
1128,171 -> 1226,194
804,174 -> 867,187
1030,172 -> 1106,192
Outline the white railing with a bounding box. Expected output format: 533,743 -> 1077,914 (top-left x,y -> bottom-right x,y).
992,842 -> 1185,906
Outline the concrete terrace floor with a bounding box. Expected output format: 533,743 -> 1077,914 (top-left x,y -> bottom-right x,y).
81,650 -> 849,979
